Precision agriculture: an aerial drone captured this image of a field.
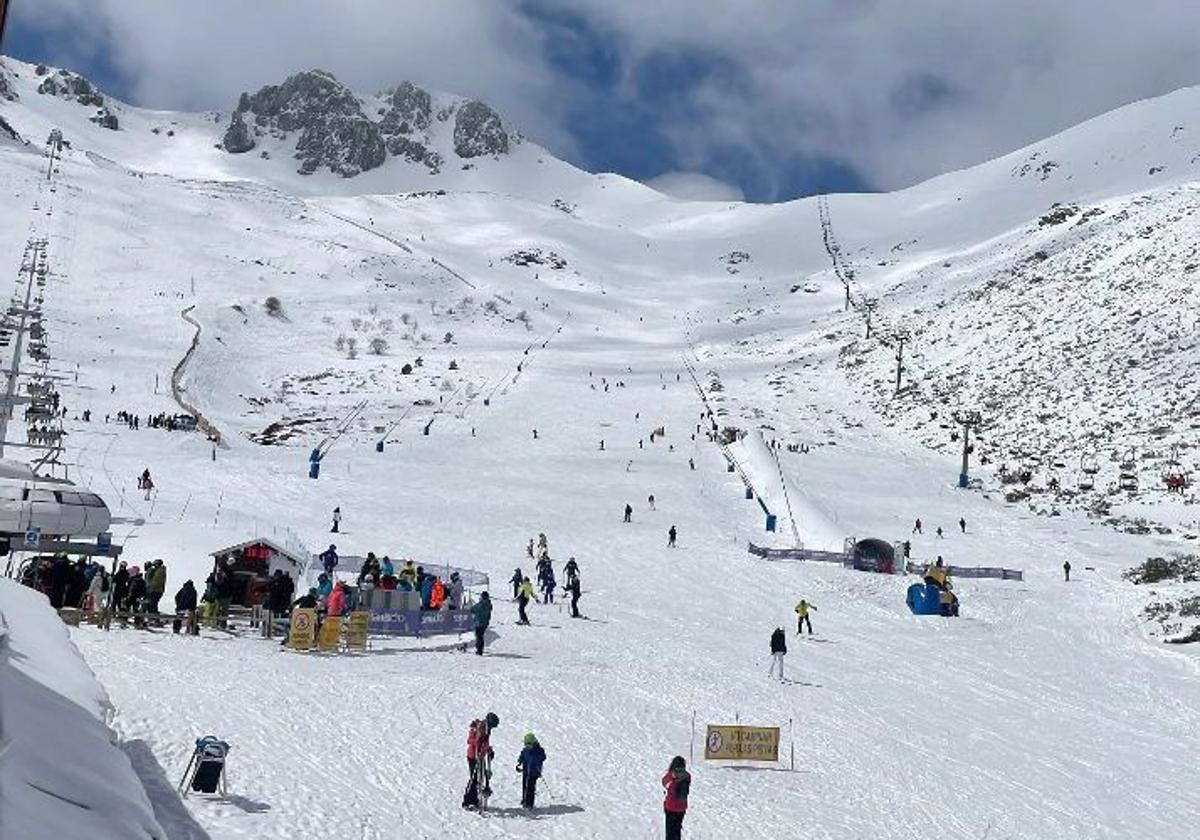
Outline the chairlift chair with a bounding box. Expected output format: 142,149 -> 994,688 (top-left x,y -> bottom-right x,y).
1118,472 -> 1139,492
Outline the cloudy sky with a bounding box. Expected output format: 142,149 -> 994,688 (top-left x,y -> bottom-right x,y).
6,0 -> 1200,201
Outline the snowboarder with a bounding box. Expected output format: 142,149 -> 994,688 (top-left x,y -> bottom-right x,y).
1063,560 -> 1071,582
795,599 -> 815,634
320,544 -> 339,575
662,756 -> 691,840
462,712 -> 499,810
510,567 -> 523,600
331,506 -> 341,533
517,577 -> 534,624
599,439 -> 605,450
471,592 -> 492,655
912,518 -> 922,534
768,627 -> 787,682
624,503 -> 633,523
516,733 -> 547,809
959,517 -> 966,533
648,493 -> 656,510
668,525 -> 677,548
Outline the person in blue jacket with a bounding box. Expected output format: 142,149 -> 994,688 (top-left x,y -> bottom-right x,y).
509,567 -> 523,600
516,733 -> 547,809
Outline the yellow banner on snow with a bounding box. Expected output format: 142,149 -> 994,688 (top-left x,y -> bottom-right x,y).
317,615 -> 343,652
704,725 -> 780,762
344,611 -> 369,651
288,608 -> 317,651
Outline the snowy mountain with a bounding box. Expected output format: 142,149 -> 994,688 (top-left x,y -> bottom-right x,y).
1,55 -> 1198,839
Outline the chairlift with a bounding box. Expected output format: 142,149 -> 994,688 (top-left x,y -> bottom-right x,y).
1118,472 -> 1139,492
1078,471 -> 1095,492
1119,448 -> 1136,471
1081,452 -> 1100,475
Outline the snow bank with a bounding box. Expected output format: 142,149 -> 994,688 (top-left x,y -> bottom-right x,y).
0,580 -> 163,840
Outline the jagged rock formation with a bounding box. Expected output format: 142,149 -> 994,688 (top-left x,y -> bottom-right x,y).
35,68 -> 119,130
222,109 -> 254,153
0,65 -> 16,102
219,70 -> 513,176
454,100 -> 509,158
225,70 -> 385,177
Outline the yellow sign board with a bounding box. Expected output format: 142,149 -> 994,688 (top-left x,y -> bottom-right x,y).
288,608 -> 317,651
317,615 -> 343,652
344,611 -> 369,651
704,725 -> 780,762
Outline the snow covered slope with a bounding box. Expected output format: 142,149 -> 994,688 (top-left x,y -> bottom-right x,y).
0,55 -> 1198,839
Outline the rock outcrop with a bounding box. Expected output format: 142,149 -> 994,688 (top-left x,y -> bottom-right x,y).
453,100 -> 509,158
227,70 -> 384,177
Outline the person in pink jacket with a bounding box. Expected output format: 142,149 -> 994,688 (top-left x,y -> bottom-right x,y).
326,580 -> 348,617
662,755 -> 691,839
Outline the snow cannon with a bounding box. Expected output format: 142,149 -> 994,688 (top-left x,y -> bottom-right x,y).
906,582 -> 959,617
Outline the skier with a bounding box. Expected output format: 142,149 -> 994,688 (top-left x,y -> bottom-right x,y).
624,503 -> 633,523
648,493 -> 656,510
689,457 -> 695,470
662,756 -> 691,840
320,544 -> 339,575
510,567 -> 524,600
462,712 -> 499,810
142,473 -> 155,501
599,439 -> 605,451
539,565 -> 556,605
768,627 -> 787,682
516,577 -> 534,624
936,526 -> 944,539
172,580 -> 197,634
668,525 -> 677,548
794,599 -> 815,635
470,592 -> 492,655
563,557 -> 579,586
516,733 -> 547,809
565,573 -> 582,618
912,518 -> 922,534
331,506 -> 341,533
959,517 -> 966,534
1063,560 -> 1071,582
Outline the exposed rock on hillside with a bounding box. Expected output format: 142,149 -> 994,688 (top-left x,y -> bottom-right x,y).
454,100 -> 509,158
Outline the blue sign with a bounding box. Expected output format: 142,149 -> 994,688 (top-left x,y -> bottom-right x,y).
369,608 -> 475,638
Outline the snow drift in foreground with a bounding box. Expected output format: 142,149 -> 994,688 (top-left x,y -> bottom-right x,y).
0,580 -> 163,840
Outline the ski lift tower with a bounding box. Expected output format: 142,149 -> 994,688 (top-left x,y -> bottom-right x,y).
952,409 -> 982,488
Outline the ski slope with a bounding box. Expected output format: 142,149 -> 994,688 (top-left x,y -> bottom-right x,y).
0,55 -> 1198,839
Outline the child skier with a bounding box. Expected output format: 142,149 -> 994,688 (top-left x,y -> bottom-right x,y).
516,733 -> 547,809
462,712 -> 499,810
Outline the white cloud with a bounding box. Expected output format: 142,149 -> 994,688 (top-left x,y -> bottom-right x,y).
13,1 -> 1200,195
645,171 -> 744,202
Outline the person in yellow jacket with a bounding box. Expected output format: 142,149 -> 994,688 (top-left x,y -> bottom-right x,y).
794,599 -> 816,635
398,560 -> 418,592
516,577 -> 535,625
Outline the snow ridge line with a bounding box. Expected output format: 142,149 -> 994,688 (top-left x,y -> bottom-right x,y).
172,305 -> 224,446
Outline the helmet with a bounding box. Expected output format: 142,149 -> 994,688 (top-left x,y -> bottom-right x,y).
523,732 -> 537,746
485,712 -> 500,729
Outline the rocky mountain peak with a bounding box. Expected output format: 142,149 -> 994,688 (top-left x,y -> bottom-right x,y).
224,69 -> 384,177
219,69 -> 514,178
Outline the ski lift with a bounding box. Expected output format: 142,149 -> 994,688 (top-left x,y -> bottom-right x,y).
1118,471 -> 1139,492
1162,446 -> 1187,492
1081,452 -> 1100,476
1119,448 -> 1136,471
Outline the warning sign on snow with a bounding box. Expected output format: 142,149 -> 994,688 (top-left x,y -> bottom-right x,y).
317,616 -> 343,652
704,725 -> 780,762
288,608 -> 317,651
344,611 -> 369,651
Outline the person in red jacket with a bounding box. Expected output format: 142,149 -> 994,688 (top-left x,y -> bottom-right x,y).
462,712 -> 500,810
662,755 -> 691,840
326,580 -> 348,617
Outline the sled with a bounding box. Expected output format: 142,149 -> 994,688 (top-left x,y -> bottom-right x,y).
178,736 -> 231,798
